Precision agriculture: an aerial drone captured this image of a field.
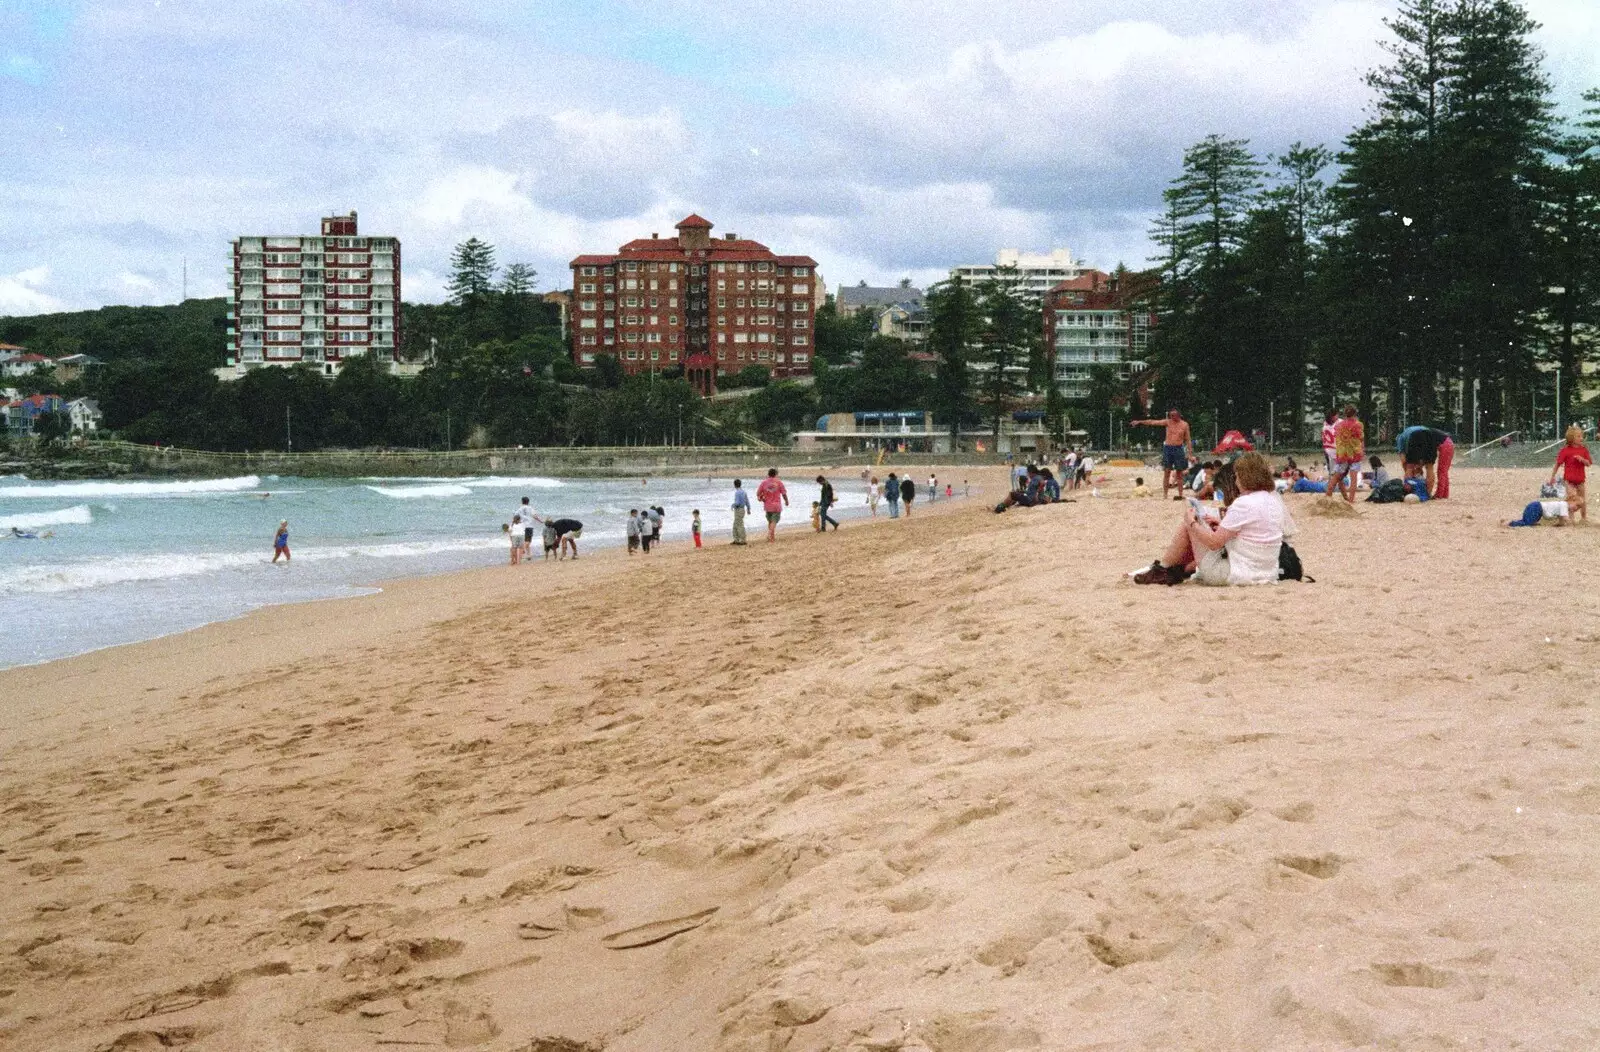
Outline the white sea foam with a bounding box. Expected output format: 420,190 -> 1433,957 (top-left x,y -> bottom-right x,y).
0,551 -> 265,595
462,476 -> 565,490
0,476 -> 261,499
0,504 -> 93,531
365,483 -> 474,499
0,535 -> 506,595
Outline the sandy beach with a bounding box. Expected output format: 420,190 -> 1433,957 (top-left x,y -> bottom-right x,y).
2,464 -> 1597,1051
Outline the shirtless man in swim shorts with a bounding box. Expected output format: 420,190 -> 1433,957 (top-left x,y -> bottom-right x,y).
1132,408 -> 1194,500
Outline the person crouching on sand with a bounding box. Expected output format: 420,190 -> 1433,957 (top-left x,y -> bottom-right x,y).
273,520 -> 290,563
1551,426 -> 1592,524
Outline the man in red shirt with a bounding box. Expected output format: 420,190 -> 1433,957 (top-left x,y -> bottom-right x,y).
755,468 -> 789,542
1551,426 -> 1593,524
1329,405 -> 1366,504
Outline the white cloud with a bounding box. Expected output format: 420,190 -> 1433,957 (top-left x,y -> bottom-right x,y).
0,266 -> 67,316
119,271 -> 160,296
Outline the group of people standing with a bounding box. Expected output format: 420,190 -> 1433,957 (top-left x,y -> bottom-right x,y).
507,496 -> 583,563
864,472 -> 923,520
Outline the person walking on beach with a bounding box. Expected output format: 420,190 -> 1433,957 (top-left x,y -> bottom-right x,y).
648,506 -> 664,550
508,516 -> 524,565
868,476 -> 881,517
692,509 -> 703,548
516,496 -> 536,553
816,475 -> 840,531
899,474 -> 916,516
272,520 -> 290,563
731,479 -> 750,545
929,473 -> 938,502
626,509 -> 642,554
756,468 -> 789,541
884,472 -> 901,518
1329,404 -> 1366,504
1551,426 -> 1592,523
1132,408 -> 1194,499
1321,409 -> 1340,478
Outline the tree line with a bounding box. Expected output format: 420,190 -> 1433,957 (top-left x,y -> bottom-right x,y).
1145,0 -> 1600,444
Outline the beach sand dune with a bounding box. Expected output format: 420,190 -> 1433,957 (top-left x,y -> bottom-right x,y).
2,467 -> 1597,1051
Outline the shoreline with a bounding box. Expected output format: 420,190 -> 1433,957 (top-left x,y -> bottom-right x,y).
4,466 -> 1596,1050
0,467 -> 989,677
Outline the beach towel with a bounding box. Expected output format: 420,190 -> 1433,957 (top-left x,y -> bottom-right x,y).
1508,501 -> 1543,528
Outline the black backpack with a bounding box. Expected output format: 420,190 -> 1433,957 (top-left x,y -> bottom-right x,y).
1367,478 -> 1407,504
1278,543 -> 1312,582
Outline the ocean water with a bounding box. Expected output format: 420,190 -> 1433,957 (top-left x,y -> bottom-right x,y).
0,471 -> 917,669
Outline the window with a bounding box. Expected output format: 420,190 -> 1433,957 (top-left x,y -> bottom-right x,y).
626,333 -> 641,344
757,262 -> 771,272
649,297 -> 658,308
650,280 -> 658,291
736,280 -> 746,291
669,315 -> 678,325
776,301 -> 786,312
580,300 -> 596,311
669,297 -> 678,308
717,280 -> 726,290
625,315 -> 639,325
757,296 -> 770,307
604,318 -> 615,328
603,267 -> 615,275
716,349 -> 726,359
579,318 -> 597,329
651,350 -> 660,360
791,284 -> 808,294
717,315 -> 726,325
737,263 -> 747,274
581,335 -> 597,345
603,283 -> 615,293
757,315 -> 771,326
604,300 -> 615,310
793,267 -> 809,276
625,262 -> 638,273
717,297 -> 726,307
648,315 -> 658,325
717,333 -> 727,344
580,282 -> 595,294
669,280 -> 678,290
734,332 -> 749,344
792,335 -> 809,346
581,266 -> 596,276
625,279 -> 639,290
793,318 -> 809,329
792,353 -> 809,363
736,315 -> 745,326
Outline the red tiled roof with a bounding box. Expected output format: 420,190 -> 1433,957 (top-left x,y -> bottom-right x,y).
1048,270 -> 1111,294
570,254 -> 617,266
0,342 -> 26,352
675,214 -> 713,229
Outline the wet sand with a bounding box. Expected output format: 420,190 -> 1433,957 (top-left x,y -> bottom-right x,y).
2,465 -> 1597,1051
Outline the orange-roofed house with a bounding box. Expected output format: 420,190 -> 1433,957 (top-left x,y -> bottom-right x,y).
569,214 -> 819,394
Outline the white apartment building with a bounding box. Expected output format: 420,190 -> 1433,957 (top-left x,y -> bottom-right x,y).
949,248 -> 1089,303
224,211 -> 401,379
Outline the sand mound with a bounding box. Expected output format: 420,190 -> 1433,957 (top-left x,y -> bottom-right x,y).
1306,496 -> 1360,517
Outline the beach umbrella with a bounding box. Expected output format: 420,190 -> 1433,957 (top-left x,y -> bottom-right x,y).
1213,429 -> 1255,454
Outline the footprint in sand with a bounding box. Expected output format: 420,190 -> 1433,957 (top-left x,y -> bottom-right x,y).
97,1027 -> 199,1051
600,907 -> 718,950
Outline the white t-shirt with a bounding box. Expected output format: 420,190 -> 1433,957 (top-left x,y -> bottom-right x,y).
1217,490 -> 1292,585
868,483 -> 880,501
1541,500 -> 1570,519
1081,457 -> 1095,474
514,504 -> 534,527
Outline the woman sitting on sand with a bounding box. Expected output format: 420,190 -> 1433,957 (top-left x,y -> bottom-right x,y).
1134,453 -> 1295,586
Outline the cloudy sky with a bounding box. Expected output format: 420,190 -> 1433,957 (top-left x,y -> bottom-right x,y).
2,0 -> 1597,316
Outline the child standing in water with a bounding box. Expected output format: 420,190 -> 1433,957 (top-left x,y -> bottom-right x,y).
691,509 -> 703,548
810,501 -> 822,531
272,520 -> 291,563
1551,426 -> 1593,523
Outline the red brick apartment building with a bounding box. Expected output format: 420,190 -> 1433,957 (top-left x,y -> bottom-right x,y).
569,214 -> 818,393
226,211 -> 401,379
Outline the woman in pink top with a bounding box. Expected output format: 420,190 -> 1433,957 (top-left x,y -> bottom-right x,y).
755,468 -> 789,542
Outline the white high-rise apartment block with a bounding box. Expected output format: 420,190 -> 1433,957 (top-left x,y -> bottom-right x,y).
225,211 -> 401,379
949,248 -> 1089,302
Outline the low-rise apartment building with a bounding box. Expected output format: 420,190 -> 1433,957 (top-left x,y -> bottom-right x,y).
1042,270 -> 1156,400
950,248 -> 1089,303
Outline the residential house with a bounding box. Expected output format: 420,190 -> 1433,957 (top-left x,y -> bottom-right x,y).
2,353 -> 52,379
66,397 -> 102,434
3,393 -> 65,433
0,342 -> 26,364
53,353 -> 101,383
872,301 -> 931,343
836,282 -> 925,317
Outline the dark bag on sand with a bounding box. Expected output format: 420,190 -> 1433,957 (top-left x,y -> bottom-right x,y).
1367,478 -> 1407,504
1278,542 -> 1312,582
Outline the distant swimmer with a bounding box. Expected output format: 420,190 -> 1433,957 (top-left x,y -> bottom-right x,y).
272,520 -> 291,563
9,526 -> 51,539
